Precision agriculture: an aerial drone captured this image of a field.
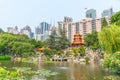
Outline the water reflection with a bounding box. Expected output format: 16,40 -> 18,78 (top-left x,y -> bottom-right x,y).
40,62 -> 106,80
0,61 -> 116,80
56,67 -> 70,70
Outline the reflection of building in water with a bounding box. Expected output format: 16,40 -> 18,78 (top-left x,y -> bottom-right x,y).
72,33 -> 84,47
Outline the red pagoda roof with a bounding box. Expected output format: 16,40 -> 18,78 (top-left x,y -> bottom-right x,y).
72,33 -> 84,47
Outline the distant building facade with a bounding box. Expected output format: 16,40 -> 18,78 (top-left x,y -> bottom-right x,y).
50,26 -> 58,34
7,26 -> 19,34
35,22 -> 51,41
58,17 -> 76,43
86,9 -> 96,19
58,16 -> 106,43
35,26 -> 41,34
20,25 -> 32,38
80,18 -> 102,36
102,8 -> 113,18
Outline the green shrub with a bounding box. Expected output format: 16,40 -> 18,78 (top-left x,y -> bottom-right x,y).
85,56 -> 90,64
102,52 -> 120,73
0,56 -> 11,60
78,46 -> 85,56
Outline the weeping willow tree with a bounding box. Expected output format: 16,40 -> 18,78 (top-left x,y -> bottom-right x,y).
98,24 -> 120,54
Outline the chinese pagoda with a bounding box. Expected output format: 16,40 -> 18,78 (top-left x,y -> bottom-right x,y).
72,33 -> 84,47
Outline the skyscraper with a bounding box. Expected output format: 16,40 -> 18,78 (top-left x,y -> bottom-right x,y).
86,9 -> 96,19
64,16 -> 73,22
35,22 -> 51,41
40,22 -> 51,34
102,8 -> 113,18
35,26 -> 41,34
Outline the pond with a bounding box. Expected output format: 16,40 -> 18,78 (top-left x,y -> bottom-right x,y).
0,61 -> 119,80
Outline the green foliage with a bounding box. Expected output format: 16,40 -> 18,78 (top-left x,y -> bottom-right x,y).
104,75 -> 120,80
98,24 -> 120,54
12,42 -> 34,55
47,29 -> 70,51
66,50 -> 72,57
102,18 -> 108,28
84,31 -> 99,50
0,67 -> 25,80
43,49 -> 53,57
102,52 -> 120,73
0,33 -> 45,56
111,11 -> 120,26
47,30 -> 59,50
29,39 -> 44,48
72,46 -> 85,57
78,46 -> 85,56
0,28 -> 4,33
35,69 -> 58,78
43,49 -> 58,58
85,56 -> 90,64
72,48 -> 79,57
58,29 -> 70,50
0,67 -> 58,80
0,56 -> 11,60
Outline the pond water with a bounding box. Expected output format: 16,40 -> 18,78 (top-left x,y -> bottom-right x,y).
0,61 -> 118,80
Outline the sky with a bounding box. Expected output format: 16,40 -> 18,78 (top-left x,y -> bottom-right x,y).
0,0 -> 120,32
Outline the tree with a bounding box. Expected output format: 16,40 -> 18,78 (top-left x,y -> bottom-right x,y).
58,29 -> 70,50
12,42 -> 34,55
0,28 -> 4,33
101,18 -> 108,28
0,40 -> 6,55
98,24 -> 120,54
47,30 -> 59,50
47,29 -> 70,50
29,39 -> 44,48
0,33 -> 35,55
111,11 -> 120,26
35,41 -> 44,48
43,49 -> 57,58
84,31 -> 99,50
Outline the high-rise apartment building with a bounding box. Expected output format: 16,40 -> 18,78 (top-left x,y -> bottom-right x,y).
58,17 -> 78,43
58,17 -> 104,43
80,18 -> 102,36
86,9 -> 96,19
102,8 -> 113,18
